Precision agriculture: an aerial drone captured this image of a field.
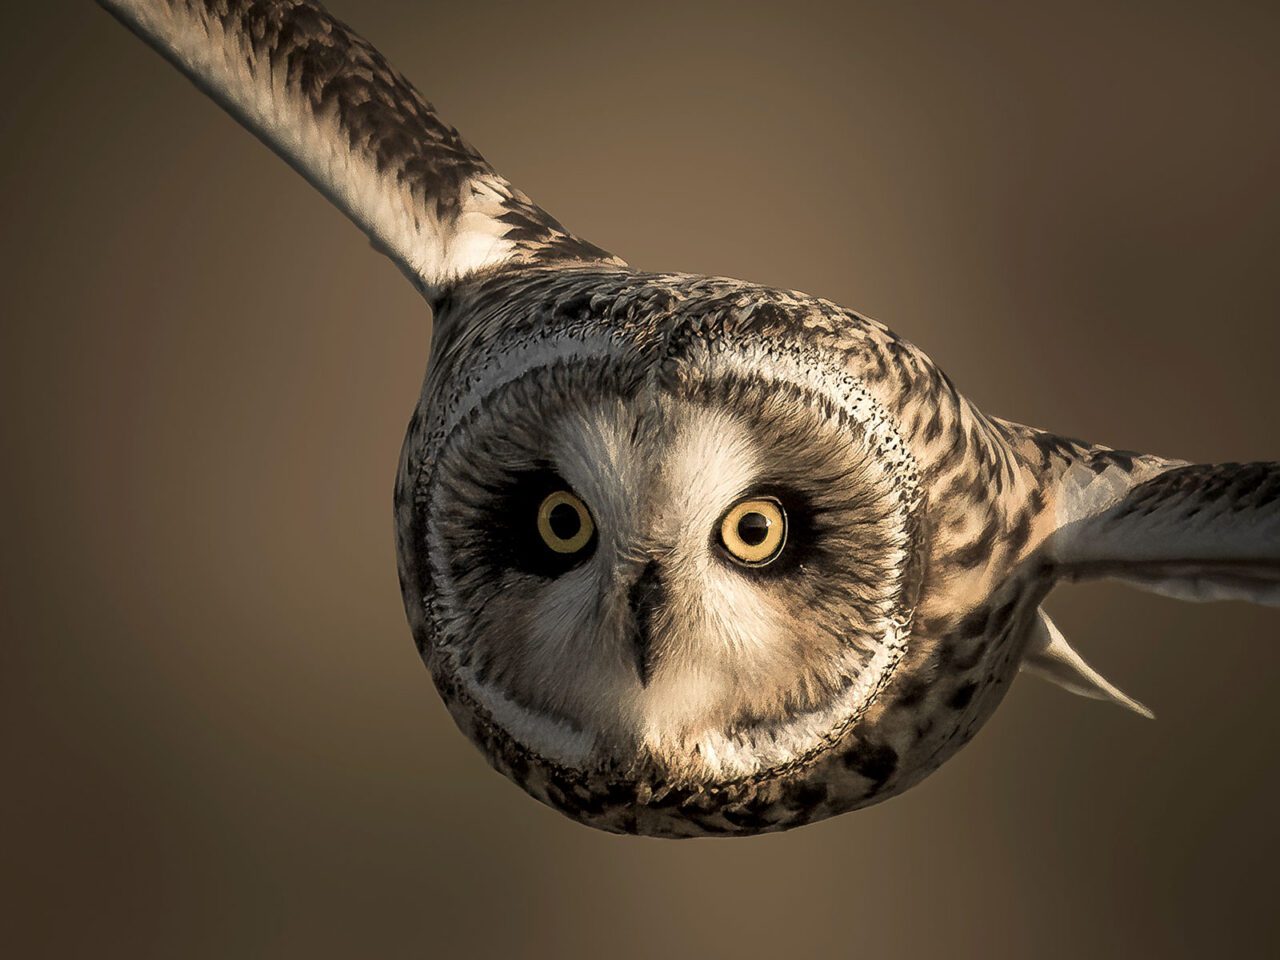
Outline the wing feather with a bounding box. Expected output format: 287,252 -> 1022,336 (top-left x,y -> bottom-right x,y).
1052,460 -> 1280,606
98,0 -> 621,302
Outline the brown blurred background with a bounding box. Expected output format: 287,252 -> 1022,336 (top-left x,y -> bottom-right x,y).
3,1 -> 1278,957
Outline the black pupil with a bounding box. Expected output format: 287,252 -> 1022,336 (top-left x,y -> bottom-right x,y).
737,511 -> 771,547
548,502 -> 581,541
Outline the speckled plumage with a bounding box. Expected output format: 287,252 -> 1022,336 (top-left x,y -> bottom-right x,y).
102,0 -> 1279,837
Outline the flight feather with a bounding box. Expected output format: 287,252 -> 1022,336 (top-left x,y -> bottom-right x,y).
97,0 -> 621,303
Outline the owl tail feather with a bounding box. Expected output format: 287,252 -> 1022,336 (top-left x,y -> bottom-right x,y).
1021,609 -> 1154,718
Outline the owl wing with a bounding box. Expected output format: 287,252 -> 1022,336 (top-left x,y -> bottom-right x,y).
1019,459 -> 1278,716
98,0 -> 621,304
1050,461 -> 1280,606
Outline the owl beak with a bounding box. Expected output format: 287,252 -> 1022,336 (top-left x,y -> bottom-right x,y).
627,559 -> 665,687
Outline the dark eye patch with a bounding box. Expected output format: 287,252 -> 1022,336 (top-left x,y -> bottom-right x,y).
483,467 -> 598,578
712,484 -> 817,579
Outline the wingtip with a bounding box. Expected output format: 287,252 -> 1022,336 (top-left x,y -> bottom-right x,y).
1022,608 -> 1156,720
1113,692 -> 1156,721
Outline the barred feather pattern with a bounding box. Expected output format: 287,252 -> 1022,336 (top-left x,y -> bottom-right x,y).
99,0 -> 620,300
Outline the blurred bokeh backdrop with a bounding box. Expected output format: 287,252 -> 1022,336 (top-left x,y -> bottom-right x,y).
3,2 -> 1278,956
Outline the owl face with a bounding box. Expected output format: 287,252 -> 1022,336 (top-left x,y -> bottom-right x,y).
419,320 -> 924,796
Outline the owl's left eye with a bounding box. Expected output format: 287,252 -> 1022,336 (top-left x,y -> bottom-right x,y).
537,490 -> 595,554
718,497 -> 787,566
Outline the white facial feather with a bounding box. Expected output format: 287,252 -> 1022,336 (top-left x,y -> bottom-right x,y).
439,342 -> 920,783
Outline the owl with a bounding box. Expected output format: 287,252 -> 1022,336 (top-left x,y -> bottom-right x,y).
101,0 -> 1278,837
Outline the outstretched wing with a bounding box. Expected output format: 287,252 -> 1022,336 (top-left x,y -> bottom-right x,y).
1014,455 -> 1277,714
1051,460 -> 1280,606
98,0 -> 621,303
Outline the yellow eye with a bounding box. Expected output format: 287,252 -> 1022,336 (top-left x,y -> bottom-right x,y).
719,497 -> 787,566
537,491 -> 595,554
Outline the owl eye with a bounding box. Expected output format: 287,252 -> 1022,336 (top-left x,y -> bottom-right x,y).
537,490 -> 595,554
718,497 -> 787,566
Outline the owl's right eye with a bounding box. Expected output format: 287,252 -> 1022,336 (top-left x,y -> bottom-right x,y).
490,472 -> 598,578
537,491 -> 595,555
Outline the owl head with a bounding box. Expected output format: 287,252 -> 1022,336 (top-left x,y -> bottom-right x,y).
396,270 -> 970,836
